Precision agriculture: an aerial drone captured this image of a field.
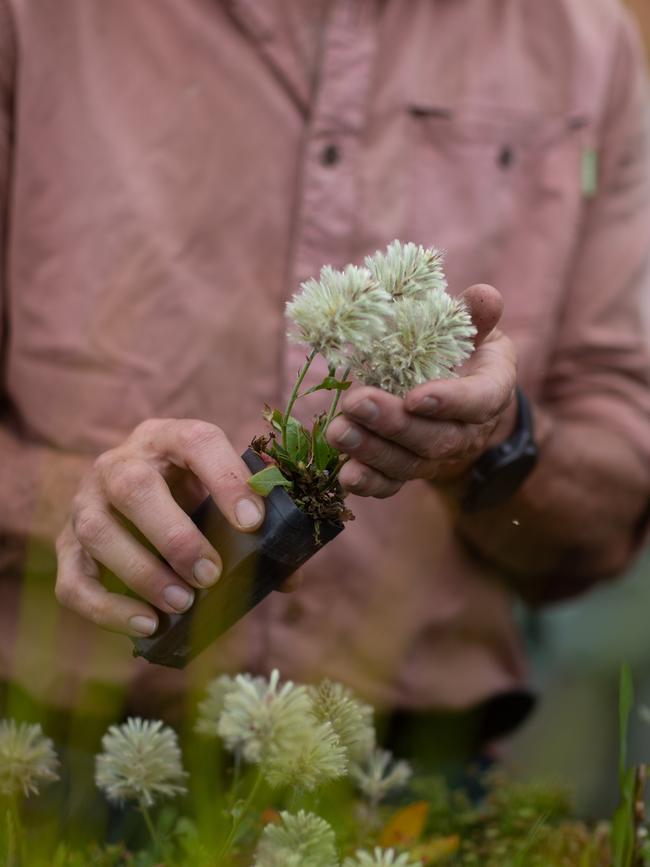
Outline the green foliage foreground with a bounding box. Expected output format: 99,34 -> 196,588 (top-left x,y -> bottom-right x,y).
0,667 -> 647,867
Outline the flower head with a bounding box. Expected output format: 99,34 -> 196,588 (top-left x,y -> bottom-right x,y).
365,240 -> 447,300
254,811 -> 338,867
350,748 -> 412,805
286,264 -> 390,365
308,680 -> 375,761
217,670 -> 314,764
353,292 -> 475,396
265,718 -> 348,791
0,720 -> 59,798
95,718 -> 187,807
195,674 -> 237,737
343,847 -> 423,867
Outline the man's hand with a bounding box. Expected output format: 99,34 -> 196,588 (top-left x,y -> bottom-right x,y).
326,285 -> 518,498
55,419 -> 266,637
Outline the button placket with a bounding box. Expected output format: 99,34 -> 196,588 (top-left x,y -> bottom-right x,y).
282,0 -> 379,386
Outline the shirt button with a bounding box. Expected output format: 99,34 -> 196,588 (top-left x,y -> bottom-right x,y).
320,143 -> 341,166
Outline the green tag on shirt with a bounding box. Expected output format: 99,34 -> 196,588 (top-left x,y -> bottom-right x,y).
581,147 -> 598,198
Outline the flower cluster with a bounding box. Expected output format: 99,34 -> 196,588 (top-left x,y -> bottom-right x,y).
343,848 -> 423,867
95,717 -> 187,807
350,748 -> 412,806
286,240 -> 475,397
0,720 -> 59,798
254,811 -> 339,867
253,812 -> 423,867
196,670 -> 365,792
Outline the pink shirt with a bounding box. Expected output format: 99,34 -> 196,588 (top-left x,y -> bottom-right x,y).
0,0 -> 649,714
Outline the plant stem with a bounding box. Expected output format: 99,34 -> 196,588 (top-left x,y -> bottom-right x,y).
139,801 -> 160,854
282,349 -> 317,448
324,366 -> 351,433
216,769 -> 264,865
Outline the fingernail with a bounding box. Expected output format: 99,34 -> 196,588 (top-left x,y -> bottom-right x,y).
413,397 -> 439,415
336,426 -> 362,449
193,557 -> 221,587
129,615 -> 157,637
350,399 -> 379,423
235,498 -> 263,529
163,584 -> 195,612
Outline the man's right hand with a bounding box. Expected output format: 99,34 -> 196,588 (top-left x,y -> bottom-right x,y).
55,418 -> 266,638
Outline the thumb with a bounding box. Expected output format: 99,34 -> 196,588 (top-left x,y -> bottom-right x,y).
460,284 -> 504,349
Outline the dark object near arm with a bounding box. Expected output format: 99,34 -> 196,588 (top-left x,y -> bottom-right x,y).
132,449 -> 343,668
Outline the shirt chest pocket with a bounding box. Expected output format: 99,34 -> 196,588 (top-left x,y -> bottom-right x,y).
404,104 -> 593,327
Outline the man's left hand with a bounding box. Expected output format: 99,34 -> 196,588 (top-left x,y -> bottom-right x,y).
326,284 -> 518,499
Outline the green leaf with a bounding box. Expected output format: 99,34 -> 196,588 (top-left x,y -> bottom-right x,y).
263,405 -> 284,432
304,376 -> 352,396
247,466 -> 293,496
284,415 -> 311,463
312,422 -> 339,471
619,664 -> 634,784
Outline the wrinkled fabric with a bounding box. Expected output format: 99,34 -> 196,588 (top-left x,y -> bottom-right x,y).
0,0 -> 649,714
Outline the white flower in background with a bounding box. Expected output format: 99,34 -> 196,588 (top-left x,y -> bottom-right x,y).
308,680 -> 375,762
217,670 -> 314,765
365,240 -> 447,300
351,748 -> 412,805
286,264 -> 390,366
254,811 -> 339,867
95,718 -> 187,807
0,720 -> 59,798
265,718 -> 348,791
343,847 -> 423,867
353,292 -> 475,396
195,674 -> 237,736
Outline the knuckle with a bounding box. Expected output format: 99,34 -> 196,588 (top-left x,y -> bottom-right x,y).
92,449 -> 118,478
73,507 -> 108,547
376,479 -> 403,499
178,420 -> 225,453
164,523 -> 201,563
132,417 -> 165,440
54,572 -> 75,608
85,594 -> 109,627
401,454 -> 424,480
432,425 -> 462,459
381,413 -> 410,440
105,460 -> 154,506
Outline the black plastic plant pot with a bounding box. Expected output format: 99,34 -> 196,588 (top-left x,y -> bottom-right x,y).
132,448 -> 344,669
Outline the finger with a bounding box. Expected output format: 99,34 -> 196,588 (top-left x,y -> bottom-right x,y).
460,283 -> 504,348
339,386 -> 466,459
338,459 -> 404,498
145,420 -> 265,533
56,527 -> 159,637
404,330 -> 517,423
102,457 -> 222,589
326,417 -> 427,481
71,502 -> 197,615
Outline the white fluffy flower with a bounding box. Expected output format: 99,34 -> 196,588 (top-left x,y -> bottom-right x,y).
254,811 -> 338,867
95,718 -> 187,807
343,847 -> 423,867
366,240 -> 447,301
217,670 -> 314,765
286,264 -> 390,365
0,720 -> 59,798
195,674 -> 237,736
351,748 -> 412,805
265,718 -> 348,791
353,292 -> 475,396
308,680 -> 375,762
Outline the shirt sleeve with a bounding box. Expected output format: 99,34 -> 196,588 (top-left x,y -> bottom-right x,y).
541,7 -> 650,466
0,3 -> 92,574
